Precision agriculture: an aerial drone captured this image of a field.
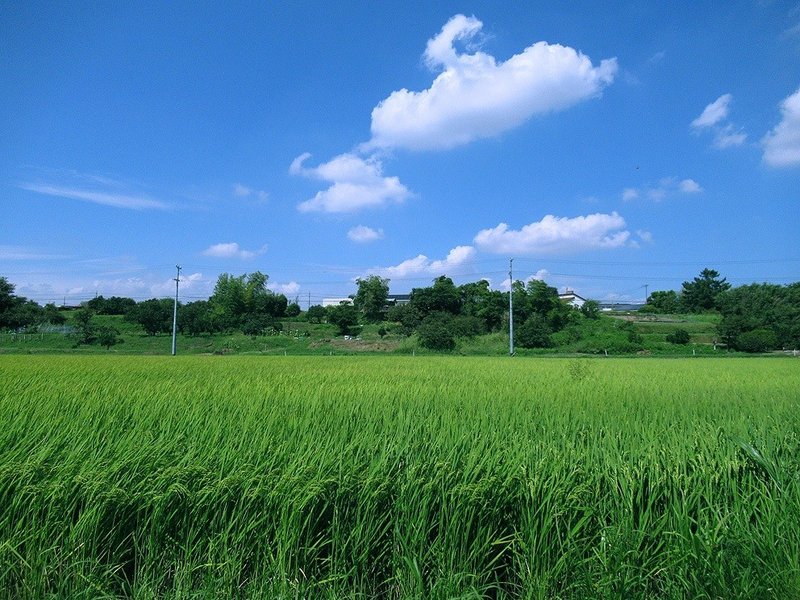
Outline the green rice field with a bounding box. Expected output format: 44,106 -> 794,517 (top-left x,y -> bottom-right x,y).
1,356 -> 799,599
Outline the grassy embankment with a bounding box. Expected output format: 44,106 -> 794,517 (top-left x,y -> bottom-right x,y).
1,356 -> 798,598
0,311 -> 734,356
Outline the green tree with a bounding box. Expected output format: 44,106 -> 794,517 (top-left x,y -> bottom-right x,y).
96,325 -> 121,350
666,328 -> 691,344
72,307 -> 96,344
386,303 -> 422,336
417,311 -> 456,351
681,269 -> 730,313
326,302 -> 360,336
516,314 -> 553,348
736,329 -> 778,353
209,273 -> 247,329
580,299 -> 600,320
0,278 -> 45,330
306,305 -> 326,324
180,300 -> 217,336
42,303 -> 66,326
646,290 -> 682,314
460,280 -> 505,331
242,314 -> 278,337
354,275 -> 389,323
410,276 -> 461,317
0,277 -> 15,316
717,282 -> 800,350
285,302 -> 302,317
127,298 -> 173,336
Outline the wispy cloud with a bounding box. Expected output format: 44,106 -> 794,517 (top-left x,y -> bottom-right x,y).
691,94 -> 747,149
0,245 -> 70,260
233,183 -> 269,202
622,177 -> 703,202
762,85 -> 800,167
365,14 -> 617,151
19,183 -> 169,210
201,242 -> 268,260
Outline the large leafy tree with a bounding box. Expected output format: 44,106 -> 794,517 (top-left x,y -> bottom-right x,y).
126,298 -> 174,336
681,268 -> 730,313
417,311 -> 456,351
0,277 -> 17,316
209,272 -> 287,330
326,302 -> 360,336
410,276 -> 461,317
0,277 -> 49,330
647,290 -> 683,314
717,282 -> 800,350
180,300 -> 217,336
354,275 -> 389,323
459,279 -> 505,331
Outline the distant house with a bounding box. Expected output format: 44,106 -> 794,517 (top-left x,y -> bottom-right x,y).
558,289 -> 587,309
386,294 -> 411,306
321,297 -> 353,307
598,302 -> 646,312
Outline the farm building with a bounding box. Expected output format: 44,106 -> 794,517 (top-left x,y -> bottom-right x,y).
558,289 -> 586,308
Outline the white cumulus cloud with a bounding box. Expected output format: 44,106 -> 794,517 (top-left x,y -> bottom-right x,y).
291,153 -> 412,213
369,245 -> 476,279
268,281 -> 301,296
474,213 -> 631,255
497,269 -> 550,292
762,85 -> 800,167
201,242 -> 267,260
366,14 -> 618,151
347,225 -> 385,243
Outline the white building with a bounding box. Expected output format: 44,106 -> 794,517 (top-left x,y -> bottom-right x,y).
558,289 -> 587,309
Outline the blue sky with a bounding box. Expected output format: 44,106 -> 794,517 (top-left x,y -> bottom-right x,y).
2,1 -> 798,306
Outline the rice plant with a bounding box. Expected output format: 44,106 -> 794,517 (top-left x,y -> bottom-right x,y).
0,356 -> 798,598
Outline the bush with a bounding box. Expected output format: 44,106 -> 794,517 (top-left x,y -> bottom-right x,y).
417,312 -> 455,351
736,329 -> 778,353
666,328 -> 691,345
516,315 -> 553,349
242,314 -> 279,337
96,326 -> 121,350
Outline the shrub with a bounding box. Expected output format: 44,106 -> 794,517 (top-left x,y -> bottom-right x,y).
736,328 -> 778,353
666,328 -> 691,345
516,315 -> 553,349
417,312 -> 455,351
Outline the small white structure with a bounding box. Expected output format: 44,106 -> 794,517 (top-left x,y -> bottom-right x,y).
321,297 -> 353,307
559,289 -> 587,309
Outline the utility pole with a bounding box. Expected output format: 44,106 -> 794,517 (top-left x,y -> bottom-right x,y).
308,291 -> 311,311
509,258 -> 514,356
644,284 -> 649,304
171,265 -> 181,356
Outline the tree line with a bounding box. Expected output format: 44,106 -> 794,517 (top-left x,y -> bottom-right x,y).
329,274 -> 601,351
643,269 -> 800,352
2,267 -> 798,352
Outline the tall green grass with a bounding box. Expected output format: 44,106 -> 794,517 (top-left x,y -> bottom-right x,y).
0,356 -> 798,598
